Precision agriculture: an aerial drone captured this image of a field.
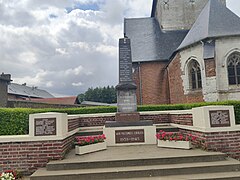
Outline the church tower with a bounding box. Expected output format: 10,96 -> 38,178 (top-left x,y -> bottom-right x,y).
152,0 -> 226,30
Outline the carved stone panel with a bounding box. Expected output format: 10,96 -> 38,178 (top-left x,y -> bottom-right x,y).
34,118 -> 57,136
209,110 -> 230,127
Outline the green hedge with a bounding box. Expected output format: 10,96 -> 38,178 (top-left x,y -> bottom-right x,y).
0,101 -> 239,135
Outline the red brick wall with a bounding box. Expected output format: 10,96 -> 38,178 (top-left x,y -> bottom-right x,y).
68,118 -> 80,132
205,58 -> 216,77
0,135 -> 74,175
140,114 -> 170,124
168,53 -> 204,104
78,113 -> 193,126
79,116 -> 115,127
170,114 -> 193,126
132,61 -> 169,105
180,129 -> 240,160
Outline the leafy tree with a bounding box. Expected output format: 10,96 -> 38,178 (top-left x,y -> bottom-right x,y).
77,86 -> 117,104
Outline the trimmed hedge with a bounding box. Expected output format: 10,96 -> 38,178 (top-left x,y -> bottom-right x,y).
0,101 -> 239,135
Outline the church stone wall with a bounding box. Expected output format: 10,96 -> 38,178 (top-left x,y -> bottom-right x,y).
155,0 -> 226,30
168,52 -> 204,104
170,36 -> 240,103
215,36 -> 240,101
132,61 -> 169,105
178,44 -> 218,103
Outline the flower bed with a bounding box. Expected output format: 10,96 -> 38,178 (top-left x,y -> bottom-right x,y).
75,134 -> 107,155
0,170 -> 17,180
156,130 -> 197,149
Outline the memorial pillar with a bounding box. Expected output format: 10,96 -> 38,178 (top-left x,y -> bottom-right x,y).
104,37 -> 156,146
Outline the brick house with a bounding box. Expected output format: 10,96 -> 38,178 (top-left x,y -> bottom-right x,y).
125,0 -> 240,105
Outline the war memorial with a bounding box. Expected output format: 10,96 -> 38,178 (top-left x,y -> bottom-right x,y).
0,34 -> 239,179
0,0 -> 240,179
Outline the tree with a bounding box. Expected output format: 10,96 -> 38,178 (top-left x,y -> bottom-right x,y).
77,86 -> 117,104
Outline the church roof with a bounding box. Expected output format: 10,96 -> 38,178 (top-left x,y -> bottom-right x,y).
150,0 -> 157,17
124,17 -> 188,62
178,0 -> 240,50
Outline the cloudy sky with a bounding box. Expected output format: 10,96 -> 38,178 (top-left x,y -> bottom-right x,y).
0,0 -> 239,97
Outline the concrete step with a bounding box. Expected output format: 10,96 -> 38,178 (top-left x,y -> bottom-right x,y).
30,158 -> 240,180
46,153 -> 227,171
123,171 -> 240,180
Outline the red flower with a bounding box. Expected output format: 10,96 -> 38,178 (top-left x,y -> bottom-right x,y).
75,134 -> 106,146
156,131 -> 198,142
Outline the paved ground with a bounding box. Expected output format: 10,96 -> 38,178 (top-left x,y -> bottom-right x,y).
49,145 -> 223,165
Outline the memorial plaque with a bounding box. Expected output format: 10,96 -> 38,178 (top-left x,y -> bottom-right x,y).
119,38 -> 133,83
115,129 -> 144,143
117,90 -> 137,113
34,118 -> 57,136
209,110 -> 230,127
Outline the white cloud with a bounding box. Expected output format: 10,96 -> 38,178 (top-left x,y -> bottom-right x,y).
1,0 -> 238,97
19,52 -> 38,64
72,82 -> 83,87
65,66 -> 83,76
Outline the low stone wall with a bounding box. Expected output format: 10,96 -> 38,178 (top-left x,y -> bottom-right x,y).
1,107 -> 238,176
180,129 -> 240,160
79,115 -> 115,127
0,135 -> 74,174
0,113 -> 80,175
170,114 -> 193,126
68,118 -> 80,132
174,106 -> 240,160
78,110 -> 193,127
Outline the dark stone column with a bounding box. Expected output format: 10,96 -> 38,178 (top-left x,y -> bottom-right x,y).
105,37 -> 152,127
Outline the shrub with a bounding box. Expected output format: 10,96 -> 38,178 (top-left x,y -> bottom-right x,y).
0,101 -> 239,135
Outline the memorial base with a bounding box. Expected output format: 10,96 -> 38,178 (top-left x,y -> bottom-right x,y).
115,112 -> 140,122
103,125 -> 156,146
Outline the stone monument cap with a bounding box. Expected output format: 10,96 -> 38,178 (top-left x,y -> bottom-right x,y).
116,82 -> 137,91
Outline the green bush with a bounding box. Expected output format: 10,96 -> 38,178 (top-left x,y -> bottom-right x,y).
0,101 -> 239,135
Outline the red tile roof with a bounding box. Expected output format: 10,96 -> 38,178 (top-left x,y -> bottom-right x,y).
31,96 -> 79,105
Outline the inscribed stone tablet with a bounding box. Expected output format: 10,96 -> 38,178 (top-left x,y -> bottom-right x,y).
34,118 -> 56,136
115,129 -> 144,143
209,110 -> 230,127
119,38 -> 133,83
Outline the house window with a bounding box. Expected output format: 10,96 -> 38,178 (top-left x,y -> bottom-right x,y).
227,52 -> 240,85
189,60 -> 202,90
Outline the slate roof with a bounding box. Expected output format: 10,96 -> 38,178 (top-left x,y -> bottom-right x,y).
8,83 -> 54,98
150,0 -> 157,17
178,0 -> 240,50
124,18 -> 188,62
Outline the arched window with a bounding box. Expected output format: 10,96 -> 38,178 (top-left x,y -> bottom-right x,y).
189,60 -> 202,90
227,52 -> 240,85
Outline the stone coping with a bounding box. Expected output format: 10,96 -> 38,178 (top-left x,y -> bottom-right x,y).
75,110 -> 192,118
0,129 -> 78,143
171,123 -> 240,133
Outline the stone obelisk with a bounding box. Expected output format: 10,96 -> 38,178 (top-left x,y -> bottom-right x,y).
114,37 -> 140,123
103,37 -> 155,145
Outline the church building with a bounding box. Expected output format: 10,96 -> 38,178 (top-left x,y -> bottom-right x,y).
125,0 -> 240,105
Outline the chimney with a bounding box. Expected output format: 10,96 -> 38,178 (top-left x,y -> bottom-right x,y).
0,73 -> 12,107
